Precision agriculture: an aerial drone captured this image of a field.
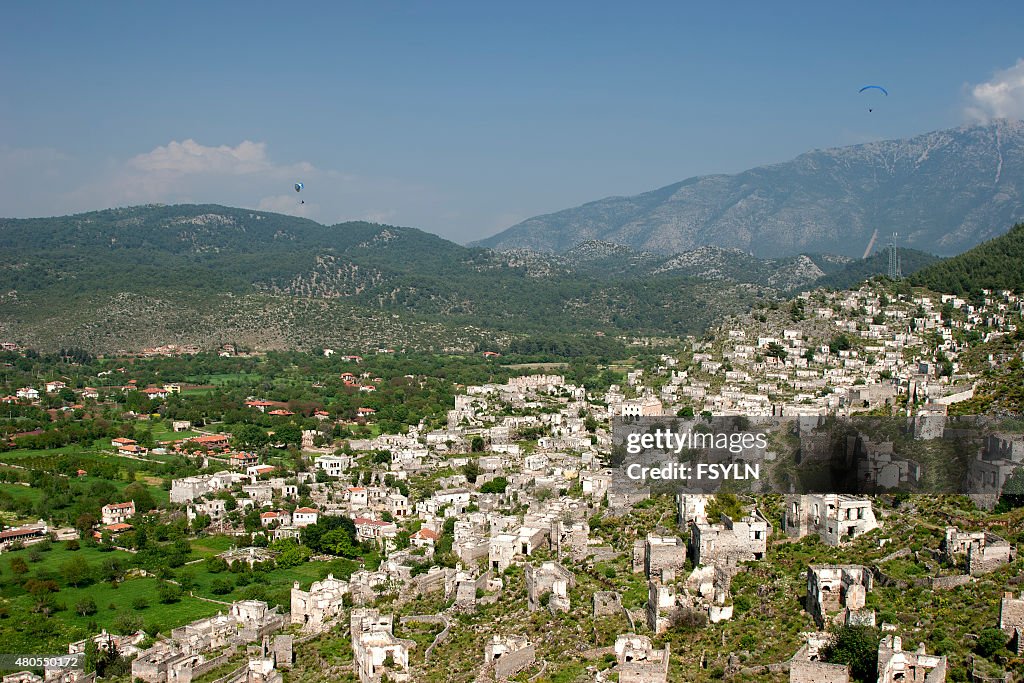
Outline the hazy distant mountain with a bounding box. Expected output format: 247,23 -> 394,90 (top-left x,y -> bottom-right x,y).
0,204 -> 950,353
476,120 -> 1024,258
0,205 -> 762,352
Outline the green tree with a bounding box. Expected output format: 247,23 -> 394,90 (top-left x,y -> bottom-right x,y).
9,557 -> 28,576
829,334 -> 853,354
975,627 -> 1006,658
61,555 -> 93,587
275,542 -> 311,568
233,424 -> 269,449
462,459 -> 481,483
480,477 -> 508,494
822,625 -> 879,682
124,482 -> 156,513
75,596 -> 98,616
157,582 -> 182,604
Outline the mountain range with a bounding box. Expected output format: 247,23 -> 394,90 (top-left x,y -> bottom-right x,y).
0,204 -> 939,353
476,120 -> 1024,258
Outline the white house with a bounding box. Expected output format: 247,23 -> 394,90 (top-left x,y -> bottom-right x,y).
293,507 -> 319,528
101,501 -> 136,526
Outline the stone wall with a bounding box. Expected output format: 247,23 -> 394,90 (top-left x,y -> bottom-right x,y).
491,644 -> 535,681
789,660 -> 850,683
1000,592 -> 1024,635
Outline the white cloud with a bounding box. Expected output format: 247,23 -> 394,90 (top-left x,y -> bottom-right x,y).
0,138 -> 518,243
129,139 -> 273,174
965,59 -> 1024,123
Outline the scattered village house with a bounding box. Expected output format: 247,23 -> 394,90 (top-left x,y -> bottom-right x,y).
525,561 -> 575,612
291,574 -> 350,631
941,527 -> 1016,575
0,521 -> 49,550
292,507 -> 319,527
614,634 -> 670,683
876,635 -> 946,683
783,494 -> 879,545
806,565 -> 873,628
483,635 -> 535,682
100,501 -> 135,526
999,591 -> 1024,655
788,631 -> 850,683
350,608 -> 413,683
689,511 -> 770,567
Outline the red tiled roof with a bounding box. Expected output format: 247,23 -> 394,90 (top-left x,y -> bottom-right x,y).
0,527 -> 44,540
412,528 -> 440,540
191,434 -> 229,443
354,517 -> 393,527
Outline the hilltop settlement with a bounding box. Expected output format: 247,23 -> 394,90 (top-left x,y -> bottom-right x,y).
0,279 -> 1021,683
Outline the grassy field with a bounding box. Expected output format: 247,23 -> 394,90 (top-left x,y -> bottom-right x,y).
183,373 -> 263,386
0,482 -> 45,506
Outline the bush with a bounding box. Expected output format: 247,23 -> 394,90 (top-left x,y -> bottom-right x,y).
112,611 -> 143,634
975,627 -> 1006,659
65,539 -> 80,551
157,583 -> 182,604
822,625 -> 879,682
132,597 -> 150,610
75,596 -> 97,616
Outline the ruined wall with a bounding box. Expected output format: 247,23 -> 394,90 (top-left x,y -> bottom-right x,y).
492,644 -> 536,681
1001,593 -> 1024,634
968,540 -> 1015,576
789,660 -> 850,683
593,592 -> 622,618
645,538 -> 686,578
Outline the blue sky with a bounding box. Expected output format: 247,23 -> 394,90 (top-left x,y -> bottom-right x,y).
2,1 -> 1023,242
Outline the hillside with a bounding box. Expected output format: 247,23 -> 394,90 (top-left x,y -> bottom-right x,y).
0,205 -> 971,353
910,222 -> 1024,294
477,120 -> 1024,258
811,247 -> 942,292
0,205 -> 766,353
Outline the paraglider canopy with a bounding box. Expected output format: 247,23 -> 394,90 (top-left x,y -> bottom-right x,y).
859,85 -> 888,112
858,85 -> 889,95
294,182 -> 304,193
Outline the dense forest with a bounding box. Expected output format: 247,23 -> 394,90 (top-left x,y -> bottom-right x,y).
910,223 -> 1024,294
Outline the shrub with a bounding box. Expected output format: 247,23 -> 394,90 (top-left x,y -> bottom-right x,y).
822,625 -> 879,683
975,627 -> 1006,658
75,597 -> 97,616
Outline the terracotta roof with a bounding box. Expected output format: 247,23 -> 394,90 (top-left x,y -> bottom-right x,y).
354,517 -> 393,527
412,528 -> 440,540
191,434 -> 229,443
294,507 -> 318,514
0,527 -> 44,540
